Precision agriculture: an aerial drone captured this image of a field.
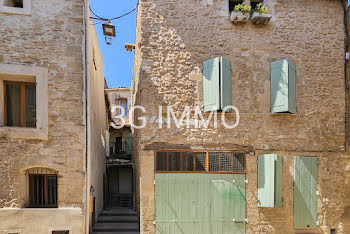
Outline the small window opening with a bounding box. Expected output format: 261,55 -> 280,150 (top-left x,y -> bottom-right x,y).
251,0 -> 264,11
27,168 -> 58,208
229,0 -> 243,12
330,229 -> 336,234
3,0 -> 23,8
52,231 -> 69,234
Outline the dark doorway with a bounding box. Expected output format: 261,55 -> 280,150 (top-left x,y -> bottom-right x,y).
115,137 -> 122,153
107,166 -> 133,207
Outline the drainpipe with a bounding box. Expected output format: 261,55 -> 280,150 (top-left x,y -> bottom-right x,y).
83,0 -> 91,233
342,1 -> 349,151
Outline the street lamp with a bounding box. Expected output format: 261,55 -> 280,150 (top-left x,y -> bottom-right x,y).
102,21 -> 116,45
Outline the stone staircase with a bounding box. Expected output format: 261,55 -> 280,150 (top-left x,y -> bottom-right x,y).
92,207 -> 139,234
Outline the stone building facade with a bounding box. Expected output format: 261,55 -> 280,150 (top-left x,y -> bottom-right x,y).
132,0 -> 350,233
0,0 -> 106,233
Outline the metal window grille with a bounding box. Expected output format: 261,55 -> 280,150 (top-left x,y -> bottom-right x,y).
27,168 -> 58,208
209,152 -> 245,172
155,151 -> 245,173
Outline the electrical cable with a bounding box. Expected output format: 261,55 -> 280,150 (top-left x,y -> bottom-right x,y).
89,5 -> 136,22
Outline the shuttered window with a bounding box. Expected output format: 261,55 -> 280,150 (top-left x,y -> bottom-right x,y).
203,57 -> 232,112
294,156 -> 318,230
257,154 -> 282,207
270,59 -> 296,113
125,133 -> 133,155
155,151 -> 245,173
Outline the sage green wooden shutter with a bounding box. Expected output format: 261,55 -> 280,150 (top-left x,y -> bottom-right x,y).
125,133 -> 133,155
270,59 -> 296,113
220,57 -> 232,111
203,58 -> 220,112
275,155 -> 283,207
257,154 -> 282,207
294,156 -> 318,230
155,173 -> 246,234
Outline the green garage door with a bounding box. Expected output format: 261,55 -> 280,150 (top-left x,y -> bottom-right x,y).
155,173 -> 246,234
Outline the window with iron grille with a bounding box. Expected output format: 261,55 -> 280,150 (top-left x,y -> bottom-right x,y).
27,168 -> 58,208
155,151 -> 245,173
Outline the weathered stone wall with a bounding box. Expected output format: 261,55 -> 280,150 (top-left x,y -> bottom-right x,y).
87,15 -> 107,231
0,0 -> 86,232
133,0 -> 350,233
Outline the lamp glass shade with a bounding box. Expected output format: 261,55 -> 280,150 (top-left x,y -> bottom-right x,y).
103,23 -> 116,37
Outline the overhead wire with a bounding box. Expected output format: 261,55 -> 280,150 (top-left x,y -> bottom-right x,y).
89,5 -> 137,22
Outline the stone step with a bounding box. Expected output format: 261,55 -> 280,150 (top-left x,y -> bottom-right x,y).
97,215 -> 138,223
100,209 -> 137,216
93,223 -> 139,232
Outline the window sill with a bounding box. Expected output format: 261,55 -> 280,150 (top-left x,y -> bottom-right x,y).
26,205 -> 58,208
0,6 -> 31,15
0,0 -> 32,15
0,126 -> 48,140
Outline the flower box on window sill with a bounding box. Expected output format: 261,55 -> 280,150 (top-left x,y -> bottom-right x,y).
230,11 -> 250,23
251,12 -> 272,25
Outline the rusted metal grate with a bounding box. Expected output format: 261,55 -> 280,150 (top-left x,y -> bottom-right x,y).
155,151 -> 245,173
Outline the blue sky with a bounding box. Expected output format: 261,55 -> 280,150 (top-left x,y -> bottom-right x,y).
90,0 -> 138,88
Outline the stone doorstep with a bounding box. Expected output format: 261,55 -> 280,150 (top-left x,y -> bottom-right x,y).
92,222 -> 139,232
97,215 -> 138,223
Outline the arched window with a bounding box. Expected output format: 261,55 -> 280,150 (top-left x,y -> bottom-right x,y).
26,167 -> 58,208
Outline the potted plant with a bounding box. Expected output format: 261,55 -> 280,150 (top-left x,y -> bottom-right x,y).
230,3 -> 251,23
251,3 -> 272,25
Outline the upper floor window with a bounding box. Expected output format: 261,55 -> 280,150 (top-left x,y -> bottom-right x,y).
0,63 -> 48,140
229,0 -> 243,12
0,0 -> 31,15
270,59 -> 296,114
203,57 -> 232,112
27,168 -> 58,208
3,0 -> 23,8
117,98 -> 128,117
5,81 -> 36,127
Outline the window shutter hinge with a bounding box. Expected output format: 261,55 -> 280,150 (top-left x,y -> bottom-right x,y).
232,219 -> 248,223
316,190 -> 320,195
153,180 -> 155,185
153,220 -> 156,225
245,179 -> 248,184
316,220 -> 319,225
